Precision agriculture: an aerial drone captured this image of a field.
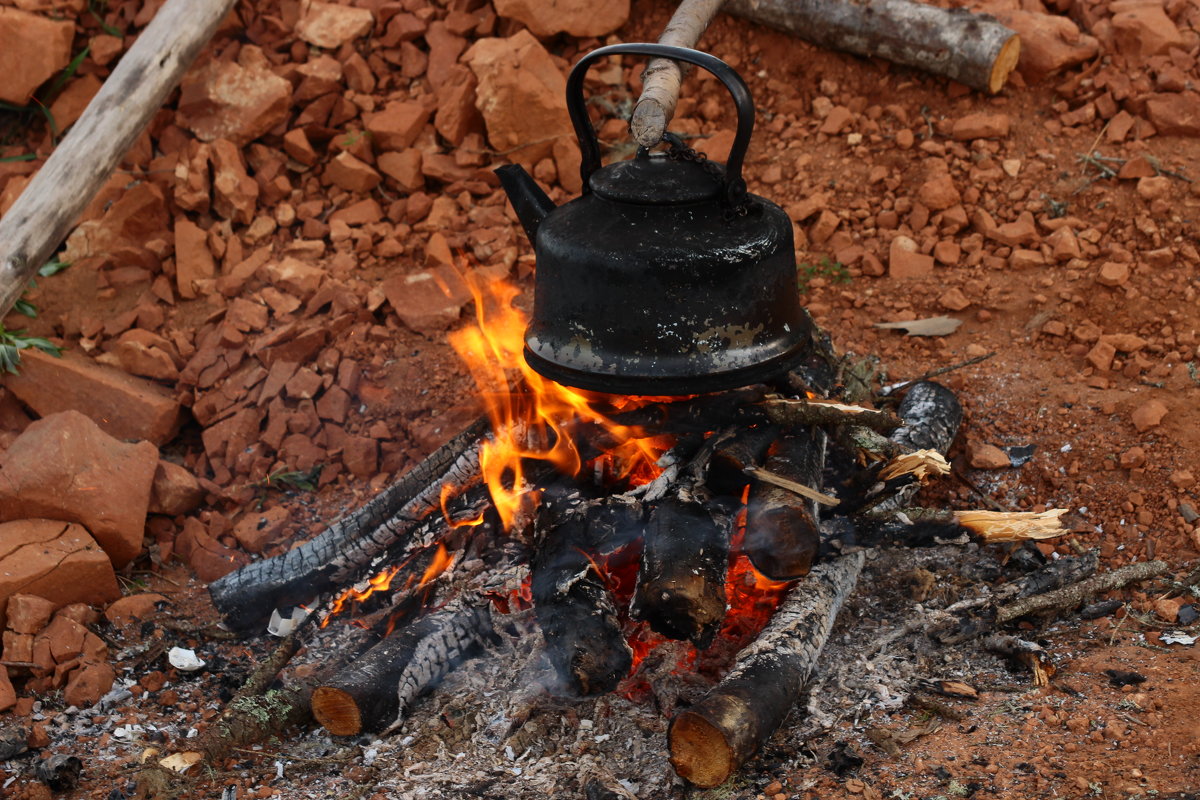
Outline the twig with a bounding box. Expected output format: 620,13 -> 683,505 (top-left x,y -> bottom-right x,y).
745,465 -> 841,506
997,560 -> 1169,624
883,352 -> 996,397
950,469 -> 1009,512
230,747 -> 356,765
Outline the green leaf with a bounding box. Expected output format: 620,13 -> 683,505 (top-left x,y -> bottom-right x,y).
14,299 -> 37,318
0,153 -> 35,163
88,0 -> 124,36
0,343 -> 20,374
38,259 -> 71,277
42,45 -> 91,103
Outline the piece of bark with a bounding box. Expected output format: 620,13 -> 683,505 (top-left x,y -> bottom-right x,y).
668,552 -> 864,787
744,427 -> 826,580
0,0 -> 238,319
531,492 -> 632,696
311,601 -> 496,736
630,0 -> 727,147
633,492 -> 731,648
724,0 -> 1020,94
209,417 -> 488,632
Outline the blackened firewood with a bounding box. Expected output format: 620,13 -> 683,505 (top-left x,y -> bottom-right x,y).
310,601 -> 496,736
531,495 -> 632,696
210,418 -> 489,633
602,387 -> 769,436
888,381 -> 963,454
707,424 -> 779,497
633,493 -> 731,649
583,494 -> 645,555
745,427 -> 826,580
994,551 -> 1099,602
669,553 -> 864,788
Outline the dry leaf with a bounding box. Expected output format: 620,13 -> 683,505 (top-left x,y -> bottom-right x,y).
874,316 -> 963,336
159,751 -> 203,773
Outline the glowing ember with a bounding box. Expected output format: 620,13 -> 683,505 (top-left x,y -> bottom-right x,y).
448,274 -> 668,530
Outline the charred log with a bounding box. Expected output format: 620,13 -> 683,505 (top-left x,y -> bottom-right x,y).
209,418 -> 488,633
531,493 -> 632,696
633,493 -> 731,648
745,427 -> 826,580
706,424 -> 779,497
310,602 -> 496,736
669,553 -> 864,787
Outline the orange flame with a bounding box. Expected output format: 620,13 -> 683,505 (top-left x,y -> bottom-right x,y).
321,543 -> 455,627
448,274 -> 667,529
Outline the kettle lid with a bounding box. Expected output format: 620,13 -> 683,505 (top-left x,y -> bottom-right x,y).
589,148 -> 722,205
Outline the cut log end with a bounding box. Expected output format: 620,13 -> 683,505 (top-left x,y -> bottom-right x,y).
637,573 -> 726,647
310,686 -> 362,737
745,516 -> 818,581
669,707 -> 739,789
988,35 -> 1021,93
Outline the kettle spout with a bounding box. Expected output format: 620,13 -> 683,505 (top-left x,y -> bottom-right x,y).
495,164 -> 556,245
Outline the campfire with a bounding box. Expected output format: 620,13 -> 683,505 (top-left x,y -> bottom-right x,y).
205,270 -> 1072,789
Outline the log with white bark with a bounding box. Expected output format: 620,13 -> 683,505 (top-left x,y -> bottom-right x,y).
630,0 -> 727,147
725,0 -> 1019,94
668,552 -> 864,787
0,0 -> 238,320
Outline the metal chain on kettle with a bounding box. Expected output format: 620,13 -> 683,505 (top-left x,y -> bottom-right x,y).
662,133 -> 753,222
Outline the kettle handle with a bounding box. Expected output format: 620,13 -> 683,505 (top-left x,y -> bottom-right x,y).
566,43 -> 753,207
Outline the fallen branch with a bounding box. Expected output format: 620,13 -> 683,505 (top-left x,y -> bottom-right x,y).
724,0 -> 1019,94
996,560 -> 1169,624
0,0 -> 238,319
668,552 -> 864,787
630,0 -> 726,147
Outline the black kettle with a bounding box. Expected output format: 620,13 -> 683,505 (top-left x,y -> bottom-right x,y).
497,43 -> 810,396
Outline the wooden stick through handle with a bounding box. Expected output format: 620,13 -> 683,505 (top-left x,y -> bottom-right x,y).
629,0 -> 726,148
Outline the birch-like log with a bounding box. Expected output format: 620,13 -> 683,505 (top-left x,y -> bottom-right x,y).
725,0 -> 1020,94
0,0 -> 238,320
630,0 -> 726,147
668,552 -> 863,787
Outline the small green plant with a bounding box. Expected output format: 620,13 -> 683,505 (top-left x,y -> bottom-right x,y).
252,465 -> 323,508
947,780 -> 970,797
0,325 -> 62,374
798,257 -> 851,292
260,466 -> 323,492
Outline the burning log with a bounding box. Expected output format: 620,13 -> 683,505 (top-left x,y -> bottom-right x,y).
744,427 -> 827,580
531,493 -> 633,696
706,424 -> 778,496
310,601 -> 497,736
669,552 -> 864,787
633,493 -> 731,648
209,418 -> 489,632
763,397 -> 902,434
